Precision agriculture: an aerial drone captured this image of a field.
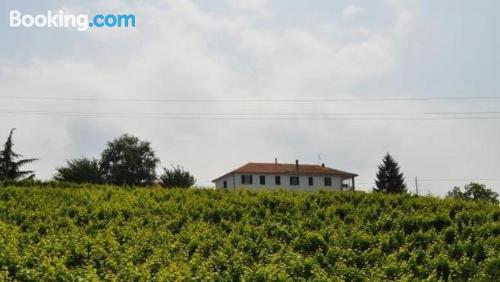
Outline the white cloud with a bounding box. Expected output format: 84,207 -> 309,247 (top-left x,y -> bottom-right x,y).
394,10 -> 415,35
226,0 -> 269,12
342,4 -> 365,19
225,0 -> 272,20
1,0 -> 498,194
335,36 -> 395,79
384,0 -> 417,35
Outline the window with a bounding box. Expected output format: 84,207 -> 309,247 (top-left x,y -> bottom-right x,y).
308,177 -> 314,186
241,175 -> 253,185
223,181 -> 227,188
260,175 -> 266,185
275,176 -> 281,186
290,176 -> 299,186
324,177 -> 332,187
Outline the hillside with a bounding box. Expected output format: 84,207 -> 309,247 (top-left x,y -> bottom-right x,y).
0,186 -> 499,281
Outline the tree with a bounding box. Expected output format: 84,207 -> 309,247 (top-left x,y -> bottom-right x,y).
447,183 -> 498,203
0,128 -> 38,181
374,153 -> 407,194
100,134 -> 159,186
447,187 -> 465,200
54,158 -> 103,184
159,166 -> 196,188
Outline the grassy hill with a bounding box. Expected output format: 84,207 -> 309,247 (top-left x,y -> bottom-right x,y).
0,185 -> 499,281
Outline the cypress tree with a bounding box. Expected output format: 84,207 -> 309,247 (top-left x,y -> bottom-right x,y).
374,153 -> 407,193
0,128 -> 38,181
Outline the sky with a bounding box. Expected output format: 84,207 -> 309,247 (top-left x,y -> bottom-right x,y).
1,0 -> 499,195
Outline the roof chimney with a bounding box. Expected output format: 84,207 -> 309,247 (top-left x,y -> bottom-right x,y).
322,163 -> 325,167
295,160 -> 299,170
275,158 -> 278,164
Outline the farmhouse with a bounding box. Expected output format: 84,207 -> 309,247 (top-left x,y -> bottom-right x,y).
213,160 -> 358,191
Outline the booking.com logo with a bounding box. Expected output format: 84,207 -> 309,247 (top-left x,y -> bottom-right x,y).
9,10 -> 136,31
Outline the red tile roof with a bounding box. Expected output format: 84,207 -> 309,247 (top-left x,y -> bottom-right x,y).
213,162 -> 357,182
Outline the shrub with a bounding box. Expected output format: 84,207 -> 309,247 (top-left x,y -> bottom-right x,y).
54,158 -> 103,184
159,166 -> 196,188
434,256 -> 451,281
293,231 -> 328,254
443,227 -> 456,244
0,187 -> 498,280
483,257 -> 500,281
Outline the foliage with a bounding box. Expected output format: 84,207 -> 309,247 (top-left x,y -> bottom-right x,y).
100,134 -> 159,186
159,166 -> 196,188
0,129 -> 38,181
447,182 -> 499,204
54,158 -> 104,184
0,186 -> 498,281
374,153 -> 407,194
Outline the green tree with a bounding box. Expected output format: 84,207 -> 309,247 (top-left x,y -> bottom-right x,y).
374,153 -> 407,194
100,134 -> 159,186
159,165 -> 196,188
446,187 -> 465,200
0,128 -> 38,181
54,158 -> 103,184
447,183 -> 498,203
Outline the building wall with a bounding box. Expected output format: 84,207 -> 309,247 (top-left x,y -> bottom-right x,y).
214,173 -> 345,191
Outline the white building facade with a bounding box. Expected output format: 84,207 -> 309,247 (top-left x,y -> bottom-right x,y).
213,161 -> 357,192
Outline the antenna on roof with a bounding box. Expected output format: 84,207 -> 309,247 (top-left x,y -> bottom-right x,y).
317,153 -> 322,165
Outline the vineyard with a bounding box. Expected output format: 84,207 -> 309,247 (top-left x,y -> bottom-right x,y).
0,185 -> 499,281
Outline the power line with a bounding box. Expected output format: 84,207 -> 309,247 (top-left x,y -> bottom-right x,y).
418,178 -> 500,182
357,178 -> 500,185
1,110 -> 500,120
2,109 -> 500,116
1,95 -> 500,104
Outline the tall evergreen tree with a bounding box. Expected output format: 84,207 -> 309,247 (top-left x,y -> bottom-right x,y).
374,153 -> 407,193
0,129 -> 38,181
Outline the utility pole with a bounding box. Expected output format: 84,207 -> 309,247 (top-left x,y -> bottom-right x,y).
415,177 -> 419,196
